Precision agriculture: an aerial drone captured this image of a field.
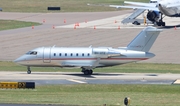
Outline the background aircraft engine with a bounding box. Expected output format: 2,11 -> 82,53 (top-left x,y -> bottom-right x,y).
147,11 -> 160,22
92,48 -> 120,58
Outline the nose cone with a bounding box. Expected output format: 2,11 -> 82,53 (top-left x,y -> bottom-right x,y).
158,1 -> 167,8
14,56 -> 26,65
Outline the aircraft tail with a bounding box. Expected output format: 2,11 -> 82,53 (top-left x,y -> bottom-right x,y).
127,26 -> 162,52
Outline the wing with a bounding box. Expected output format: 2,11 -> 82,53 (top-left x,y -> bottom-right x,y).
166,4 -> 180,8
61,58 -> 102,69
109,5 -> 159,11
124,1 -> 157,7
62,61 -> 94,67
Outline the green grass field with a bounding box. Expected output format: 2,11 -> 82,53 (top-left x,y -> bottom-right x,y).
0,0 -> 149,12
1,61 -> 180,74
0,20 -> 41,31
0,84 -> 180,106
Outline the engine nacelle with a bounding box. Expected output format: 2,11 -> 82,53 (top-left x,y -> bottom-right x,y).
147,11 -> 160,22
92,48 -> 121,58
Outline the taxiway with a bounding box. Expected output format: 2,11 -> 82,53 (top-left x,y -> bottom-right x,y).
0,11 -> 180,63
0,10 -> 180,106
0,72 -> 179,85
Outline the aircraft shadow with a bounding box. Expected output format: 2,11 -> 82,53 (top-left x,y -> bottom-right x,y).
63,73 -> 125,78
145,74 -> 158,76
158,24 -> 180,29
27,72 -> 125,78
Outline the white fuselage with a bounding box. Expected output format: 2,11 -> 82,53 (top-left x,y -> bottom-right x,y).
14,47 -> 155,68
158,0 -> 180,16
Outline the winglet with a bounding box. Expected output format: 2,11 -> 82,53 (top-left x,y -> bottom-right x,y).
127,26 -> 162,52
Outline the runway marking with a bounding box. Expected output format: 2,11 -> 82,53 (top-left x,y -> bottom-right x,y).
67,79 -> 86,84
173,79 -> 180,84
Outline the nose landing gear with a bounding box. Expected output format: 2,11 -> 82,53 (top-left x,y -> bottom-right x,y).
27,66 -> 31,74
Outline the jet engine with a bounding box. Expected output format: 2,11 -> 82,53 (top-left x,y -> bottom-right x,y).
147,11 -> 160,23
92,48 -> 121,58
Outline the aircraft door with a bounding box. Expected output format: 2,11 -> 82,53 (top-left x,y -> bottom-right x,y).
43,47 -> 51,63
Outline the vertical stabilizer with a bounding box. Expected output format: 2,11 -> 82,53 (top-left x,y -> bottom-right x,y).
127,26 -> 162,52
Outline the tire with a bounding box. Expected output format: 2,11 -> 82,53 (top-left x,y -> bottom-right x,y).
84,70 -> 89,75
27,70 -> 31,74
162,22 -> 165,26
89,70 -> 93,75
156,22 -> 161,26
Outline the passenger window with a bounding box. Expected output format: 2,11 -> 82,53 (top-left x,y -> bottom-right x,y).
76,53 -> 78,56
71,53 -> 73,56
87,53 -> 90,56
59,53 -> 61,56
54,53 -> 56,56
65,53 -> 67,56
82,53 -> 84,56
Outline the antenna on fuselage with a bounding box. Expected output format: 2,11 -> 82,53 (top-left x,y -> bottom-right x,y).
52,45 -> 56,48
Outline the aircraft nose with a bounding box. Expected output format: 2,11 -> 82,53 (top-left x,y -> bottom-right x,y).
158,1 -> 167,8
14,56 -> 25,64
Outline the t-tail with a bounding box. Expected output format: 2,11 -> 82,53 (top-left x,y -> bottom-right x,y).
127,26 -> 162,52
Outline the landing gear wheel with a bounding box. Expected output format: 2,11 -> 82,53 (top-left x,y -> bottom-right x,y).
156,22 -> 161,26
27,70 -> 31,74
89,70 -> 93,75
27,66 -> 31,74
84,70 -> 89,75
157,13 -> 166,26
82,69 -> 93,75
156,22 -> 166,26
162,22 -> 165,26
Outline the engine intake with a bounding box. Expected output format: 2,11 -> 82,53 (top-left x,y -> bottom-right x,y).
147,11 -> 160,22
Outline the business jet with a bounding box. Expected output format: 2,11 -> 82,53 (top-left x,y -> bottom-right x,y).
14,26 -> 162,75
109,0 -> 180,26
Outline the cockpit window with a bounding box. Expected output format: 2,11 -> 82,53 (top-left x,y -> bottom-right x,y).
150,1 -> 157,3
26,51 -> 37,55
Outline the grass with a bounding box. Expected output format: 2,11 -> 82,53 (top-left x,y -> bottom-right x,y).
1,61 -> 180,73
0,0 -> 149,12
0,20 -> 41,31
0,84 -> 180,106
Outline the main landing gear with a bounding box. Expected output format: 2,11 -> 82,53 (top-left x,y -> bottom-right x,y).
27,66 -> 31,74
82,68 -> 93,75
156,21 -> 165,26
156,13 -> 166,26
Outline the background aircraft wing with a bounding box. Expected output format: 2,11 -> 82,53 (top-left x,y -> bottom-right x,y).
124,1 -> 157,7
109,5 -> 159,11
166,4 -> 180,8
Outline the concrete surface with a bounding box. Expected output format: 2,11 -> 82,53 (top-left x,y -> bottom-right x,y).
0,11 -> 180,63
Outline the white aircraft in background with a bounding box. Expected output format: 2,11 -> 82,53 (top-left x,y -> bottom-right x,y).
109,0 -> 180,26
14,26 -> 162,75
